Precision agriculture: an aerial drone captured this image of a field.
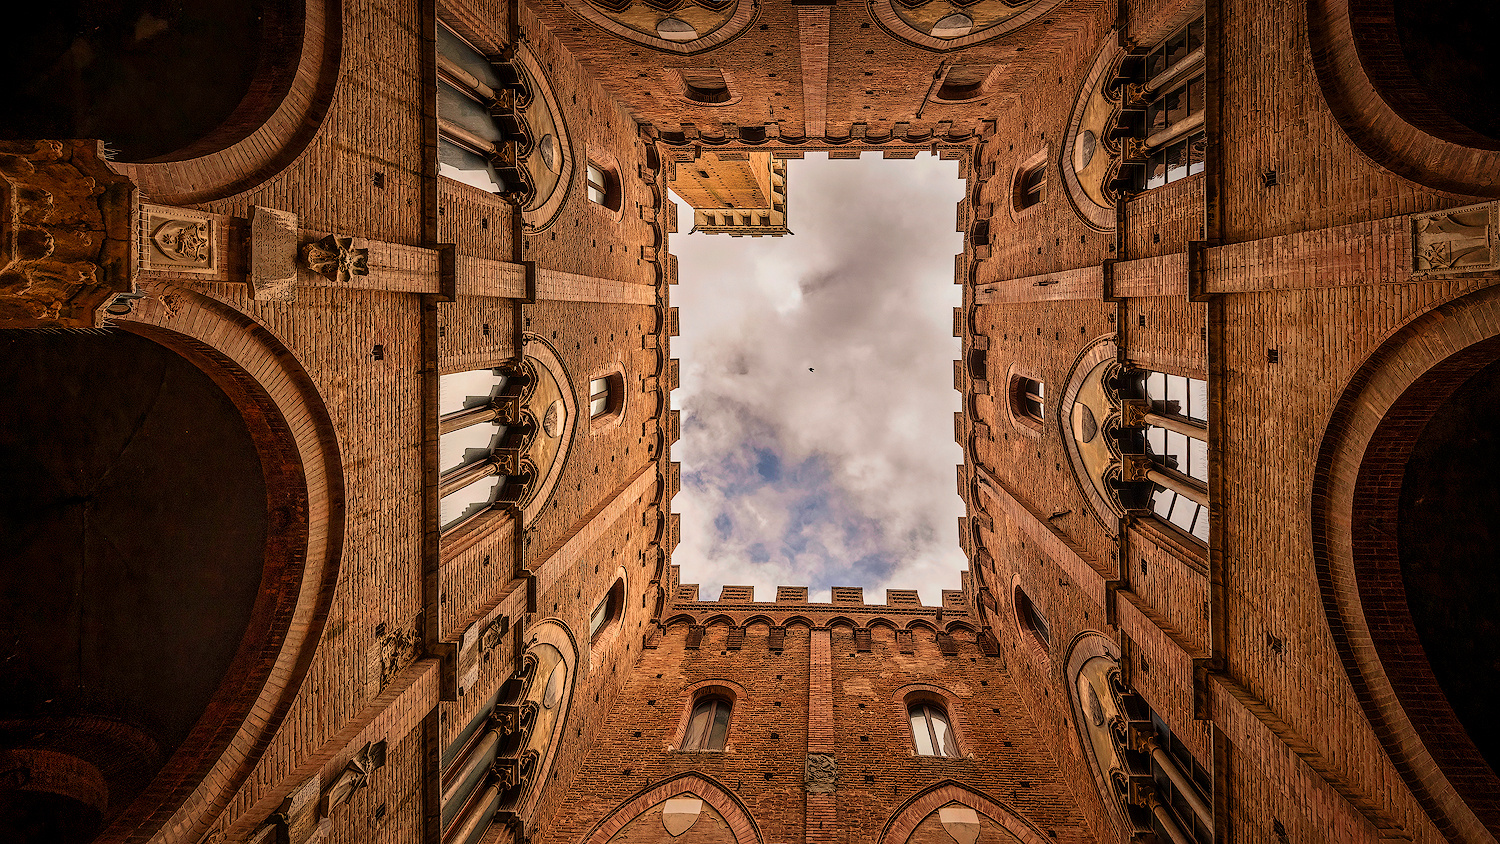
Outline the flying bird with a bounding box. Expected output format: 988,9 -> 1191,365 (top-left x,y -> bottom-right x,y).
808,367 -> 814,372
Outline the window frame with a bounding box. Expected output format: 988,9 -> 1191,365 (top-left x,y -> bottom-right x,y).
585,160 -> 622,212
588,578 -> 624,644
673,67 -> 741,106
680,695 -> 733,752
907,701 -> 961,758
1130,18 -> 1207,193
587,369 -> 627,431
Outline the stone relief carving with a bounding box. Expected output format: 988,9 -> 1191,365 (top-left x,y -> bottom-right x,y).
140,204 -> 217,273
302,234 -> 369,283
804,753 -> 837,793
249,205 -> 299,301
0,139 -> 134,328
1413,201 -> 1498,275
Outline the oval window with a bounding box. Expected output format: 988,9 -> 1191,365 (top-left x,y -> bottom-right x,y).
542,662 -> 565,709
538,134 -> 561,174
657,17 -> 698,42
931,13 -> 973,38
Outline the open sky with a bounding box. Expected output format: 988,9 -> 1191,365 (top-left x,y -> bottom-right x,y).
668,151 -> 967,606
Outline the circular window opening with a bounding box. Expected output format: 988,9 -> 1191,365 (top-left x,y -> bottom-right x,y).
657,17 -> 698,42
1398,355 -> 1500,772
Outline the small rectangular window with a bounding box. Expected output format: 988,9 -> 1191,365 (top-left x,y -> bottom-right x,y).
589,376 -> 609,418
587,164 -> 607,205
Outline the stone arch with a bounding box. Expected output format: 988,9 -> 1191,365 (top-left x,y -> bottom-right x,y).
102,0 -> 342,204
1308,0 -> 1500,195
579,772 -> 761,844
877,780 -> 1050,844
1312,283 -> 1500,841
516,619 -> 579,820
1059,43 -> 1122,231
1062,633 -> 1128,835
2,281 -> 346,844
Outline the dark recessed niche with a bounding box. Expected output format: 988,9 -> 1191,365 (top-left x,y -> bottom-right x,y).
1393,0 -> 1500,141
1399,357 -> 1500,771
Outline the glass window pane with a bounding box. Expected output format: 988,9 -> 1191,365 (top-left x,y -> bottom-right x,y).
1166,430 -> 1189,470
440,369 -> 505,415
1188,377 -> 1208,421
1188,437 -> 1208,483
1146,151 -> 1167,189
1146,371 -> 1167,402
1167,31 -> 1188,67
1188,77 -> 1205,115
591,395 -> 609,417
438,81 -> 502,143
1188,19 -> 1204,52
1188,133 -> 1207,176
910,708 -> 936,755
1168,496 -> 1198,533
440,422 -> 503,475
1166,374 -> 1188,414
588,185 -> 605,204
683,703 -> 711,749
1166,140 -> 1189,183
708,701 -> 731,750
930,708 -> 957,757
1165,86 -> 1189,129
1153,488 -> 1176,520
1192,506 -> 1210,542
1146,426 -> 1167,456
437,24 -> 503,90
1147,47 -> 1167,80
1146,99 -> 1167,135
440,475 -> 501,529
439,138 -> 503,194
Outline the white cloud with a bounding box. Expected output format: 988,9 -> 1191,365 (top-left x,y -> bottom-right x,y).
669,152 -> 967,607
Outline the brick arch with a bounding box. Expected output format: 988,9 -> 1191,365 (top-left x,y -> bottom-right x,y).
93,280 -> 344,844
580,773 -> 761,844
877,781 -> 1050,844
1312,284 -> 1500,842
110,0 -> 342,204
1308,0 -> 1500,195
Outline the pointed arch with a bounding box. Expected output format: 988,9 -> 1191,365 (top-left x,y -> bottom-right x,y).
878,781 -> 1051,844
702,613 -> 737,628
780,615 -> 815,629
579,772 -> 762,844
868,618 -> 900,632
905,619 -> 940,633
742,614 -> 777,629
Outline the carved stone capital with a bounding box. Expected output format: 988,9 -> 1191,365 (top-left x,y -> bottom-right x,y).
0,140 -> 134,328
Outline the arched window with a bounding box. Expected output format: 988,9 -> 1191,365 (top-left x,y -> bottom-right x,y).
682,696 -> 731,751
908,701 -> 959,757
1014,587 -> 1050,649
936,64 -> 994,102
586,161 -> 620,211
1014,162 -> 1046,210
1124,370 -> 1208,542
436,24 -> 529,196
438,367 -> 535,531
679,68 -> 732,104
589,579 -> 624,642
1120,19 -> 1206,191
1012,376 -> 1045,423
589,373 -> 624,420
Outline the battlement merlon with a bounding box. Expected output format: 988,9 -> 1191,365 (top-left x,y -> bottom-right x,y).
661,583 -> 972,621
